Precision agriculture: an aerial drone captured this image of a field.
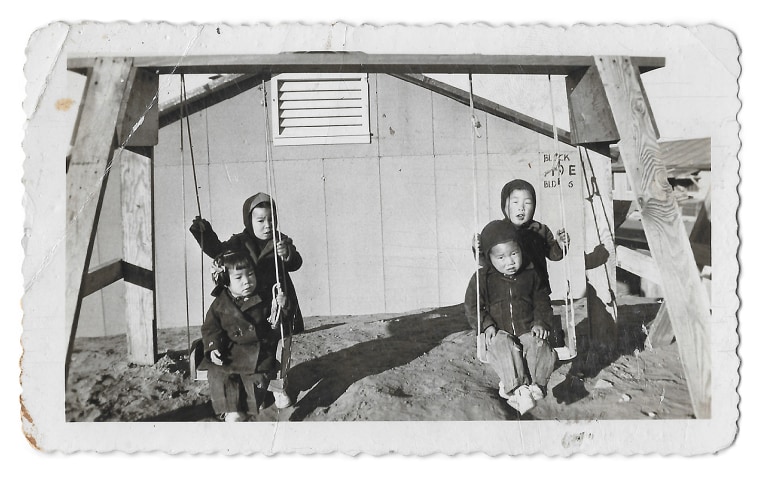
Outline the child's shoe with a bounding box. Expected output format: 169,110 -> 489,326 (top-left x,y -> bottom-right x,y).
272,390 -> 292,409
528,383 -> 546,401
505,385 -> 536,415
222,412 -> 248,422
498,381 -> 510,400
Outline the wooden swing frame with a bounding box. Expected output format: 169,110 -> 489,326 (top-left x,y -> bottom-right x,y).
64,53 -> 712,419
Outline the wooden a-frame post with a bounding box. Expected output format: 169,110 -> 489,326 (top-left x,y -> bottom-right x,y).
66,59 -> 159,381
565,56 -> 711,418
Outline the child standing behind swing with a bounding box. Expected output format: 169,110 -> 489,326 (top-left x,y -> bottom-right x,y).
465,220 -> 557,414
201,250 -> 290,422
190,192 -> 304,333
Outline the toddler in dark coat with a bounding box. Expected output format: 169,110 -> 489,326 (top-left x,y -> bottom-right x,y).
465,220 -> 557,414
201,250 -> 290,422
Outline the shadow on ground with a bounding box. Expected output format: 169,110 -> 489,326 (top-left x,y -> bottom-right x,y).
286,304 -> 470,421
552,290 -> 660,405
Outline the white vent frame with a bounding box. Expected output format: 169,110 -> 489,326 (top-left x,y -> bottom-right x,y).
271,73 -> 371,146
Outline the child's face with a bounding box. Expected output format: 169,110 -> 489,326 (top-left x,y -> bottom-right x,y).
227,266 -> 257,298
250,206 -> 273,240
489,240 -> 523,276
505,189 -> 535,227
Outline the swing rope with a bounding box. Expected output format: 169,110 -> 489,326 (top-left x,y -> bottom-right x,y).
179,77 -> 192,353
468,73 -> 487,364
578,146 -> 618,318
261,79 -> 291,377
179,74 -> 206,351
546,75 -> 577,357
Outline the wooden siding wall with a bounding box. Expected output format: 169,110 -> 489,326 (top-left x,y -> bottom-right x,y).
78,74 -> 585,336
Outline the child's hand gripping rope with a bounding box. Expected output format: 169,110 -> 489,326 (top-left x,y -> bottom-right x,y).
483,325 -> 497,349
556,228 -> 570,249
268,284 -> 288,329
275,239 -> 291,261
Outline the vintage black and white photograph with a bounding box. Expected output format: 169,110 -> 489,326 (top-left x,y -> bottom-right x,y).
20,21 -> 740,455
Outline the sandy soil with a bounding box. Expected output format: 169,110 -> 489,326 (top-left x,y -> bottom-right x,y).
65,296 -> 694,422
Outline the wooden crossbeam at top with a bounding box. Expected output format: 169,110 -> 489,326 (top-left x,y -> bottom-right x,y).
68,53 -> 665,75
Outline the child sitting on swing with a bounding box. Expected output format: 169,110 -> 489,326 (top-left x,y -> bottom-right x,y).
200,250 -> 290,422
465,220 -> 557,414
474,179 -> 569,293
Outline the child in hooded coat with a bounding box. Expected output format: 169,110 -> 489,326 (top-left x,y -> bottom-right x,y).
474,179 -> 569,293
465,220 -> 557,414
499,179 -> 569,293
190,192 -> 304,334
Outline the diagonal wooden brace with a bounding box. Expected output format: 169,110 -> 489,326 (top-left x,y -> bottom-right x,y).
594,55 -> 712,419
65,57 -> 134,382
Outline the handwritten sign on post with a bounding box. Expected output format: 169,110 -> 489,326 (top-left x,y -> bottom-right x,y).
538,151 -> 586,301
542,152 -> 578,190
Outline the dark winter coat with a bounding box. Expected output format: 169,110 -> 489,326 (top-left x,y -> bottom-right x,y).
200,289 -> 281,375
190,192 -> 305,333
513,219 -> 564,293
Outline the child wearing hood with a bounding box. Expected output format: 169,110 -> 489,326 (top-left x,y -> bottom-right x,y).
465,220 -> 557,414
201,250 -> 290,421
190,192 -> 303,408
474,179 -> 569,292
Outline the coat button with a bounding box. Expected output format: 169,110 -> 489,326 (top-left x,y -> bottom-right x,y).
249,325 -> 254,331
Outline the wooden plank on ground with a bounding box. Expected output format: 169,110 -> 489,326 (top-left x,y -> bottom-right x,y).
65,57 -> 134,382
596,55 -> 711,419
120,147 -> 157,365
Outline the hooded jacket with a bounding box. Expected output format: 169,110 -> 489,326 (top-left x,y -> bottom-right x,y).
464,220 -> 553,337
500,179 -> 564,292
190,192 -> 305,333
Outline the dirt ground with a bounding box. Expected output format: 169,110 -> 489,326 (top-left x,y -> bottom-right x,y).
65,296 -> 694,422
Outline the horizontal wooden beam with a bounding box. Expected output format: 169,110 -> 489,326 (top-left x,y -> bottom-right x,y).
611,137 -> 711,173
68,53 -> 665,76
391,73 -> 612,157
81,259 -> 124,297
615,245 -> 661,284
122,261 -> 155,291
80,259 -> 154,297
159,73 -> 270,128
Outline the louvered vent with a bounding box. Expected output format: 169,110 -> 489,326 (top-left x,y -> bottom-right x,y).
271,73 -> 370,146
